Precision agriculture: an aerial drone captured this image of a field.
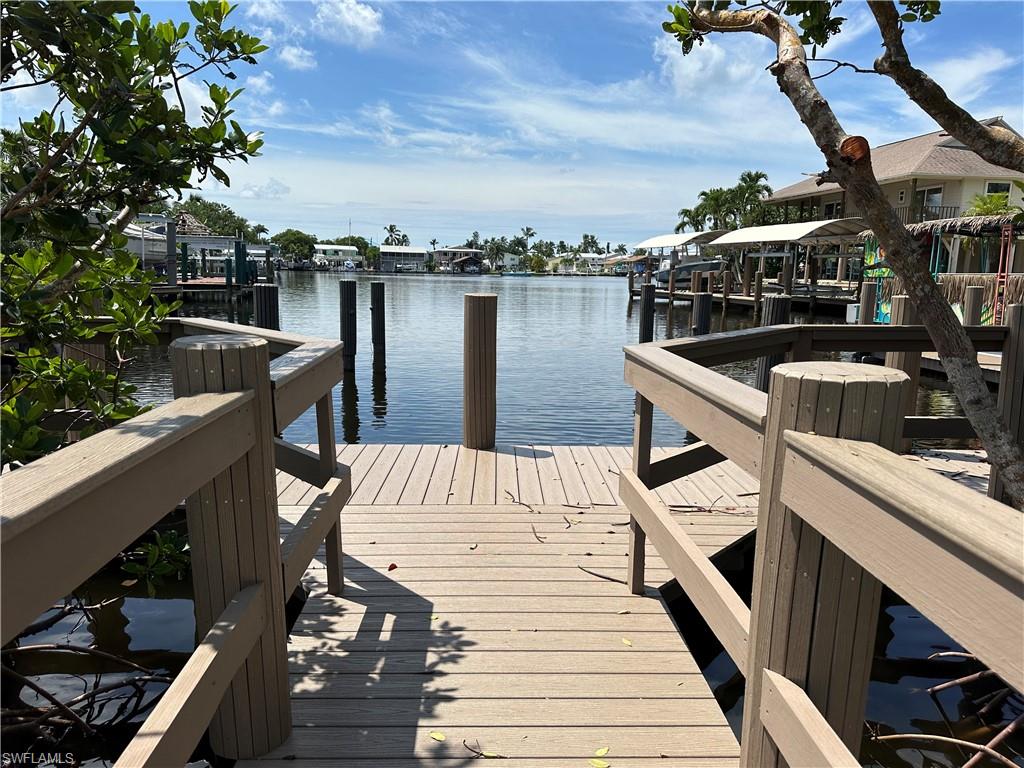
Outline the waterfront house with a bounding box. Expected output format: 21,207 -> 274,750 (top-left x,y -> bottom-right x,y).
575,252 -> 607,274
314,243 -> 359,269
379,244 -> 429,273
432,246 -> 485,273
768,118 -> 1024,224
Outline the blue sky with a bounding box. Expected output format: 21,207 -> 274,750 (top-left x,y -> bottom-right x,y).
6,1 -> 1024,246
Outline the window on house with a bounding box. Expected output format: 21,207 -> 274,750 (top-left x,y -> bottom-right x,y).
913,186 -> 943,210
986,181 -> 1012,195
823,201 -> 842,219
897,190 -> 906,204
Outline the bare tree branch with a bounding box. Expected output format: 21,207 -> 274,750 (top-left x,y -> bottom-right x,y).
868,1 -> 1024,173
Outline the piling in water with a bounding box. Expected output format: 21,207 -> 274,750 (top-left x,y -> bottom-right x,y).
339,280 -> 357,372
371,281 -> 386,368
463,293 -> 497,449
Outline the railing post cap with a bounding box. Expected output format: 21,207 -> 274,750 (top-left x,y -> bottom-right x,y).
771,360 -> 909,384
465,293 -> 497,298
170,333 -> 269,352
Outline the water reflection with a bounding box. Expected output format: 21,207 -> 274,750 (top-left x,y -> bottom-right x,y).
371,364 -> 388,422
341,370 -> 360,444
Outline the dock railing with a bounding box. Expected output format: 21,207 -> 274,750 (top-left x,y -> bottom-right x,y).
1,316 -> 350,765
620,306 -> 1023,767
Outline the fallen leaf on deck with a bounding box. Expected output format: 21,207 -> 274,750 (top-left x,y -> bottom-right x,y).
589,759 -> 611,768
387,563 -> 398,571
616,610 -> 630,615
621,638 -> 632,646
469,544 -> 478,550
595,746 -> 610,756
431,614 -> 439,621
429,731 -> 446,742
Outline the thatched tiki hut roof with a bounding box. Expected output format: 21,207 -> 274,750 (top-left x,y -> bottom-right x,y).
860,213 -> 1022,239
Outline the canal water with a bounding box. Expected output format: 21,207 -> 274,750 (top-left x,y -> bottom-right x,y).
127,272 -> 966,446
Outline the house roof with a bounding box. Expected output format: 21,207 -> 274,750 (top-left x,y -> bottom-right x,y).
769,118 -> 1024,202
315,243 -> 357,251
708,218 -> 866,247
380,245 -> 428,254
634,230 -> 727,250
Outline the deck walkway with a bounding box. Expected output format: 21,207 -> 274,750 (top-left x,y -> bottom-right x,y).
245,443 -> 986,766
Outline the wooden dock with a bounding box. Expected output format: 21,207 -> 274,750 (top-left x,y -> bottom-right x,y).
244,442 -> 986,766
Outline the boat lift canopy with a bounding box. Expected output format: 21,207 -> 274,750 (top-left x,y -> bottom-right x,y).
708,218 -> 865,248
633,230 -> 727,251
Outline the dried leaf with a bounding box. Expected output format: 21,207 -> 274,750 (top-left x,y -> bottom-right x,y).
595,746 -> 610,756
429,731 -> 446,742
431,614 -> 439,621
469,543 -> 478,550
121,579 -> 138,587
621,638 -> 632,646
589,759 -> 611,768
388,563 -> 398,571
616,610 -> 630,615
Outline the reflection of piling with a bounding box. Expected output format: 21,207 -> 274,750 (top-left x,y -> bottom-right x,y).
964,285 -> 984,325
638,283 -> 655,344
754,294 -> 792,392
753,272 -> 764,323
370,281 -> 385,369
341,369 -> 360,443
371,364 -> 387,419
339,280 -> 357,372
463,293 -> 497,449
254,284 -> 281,330
691,292 -> 711,336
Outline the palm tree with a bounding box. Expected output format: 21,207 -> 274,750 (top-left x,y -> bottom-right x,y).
734,170 -> 773,226
521,226 -> 536,253
400,234 -> 410,246
383,224 -> 403,246
250,223 -> 269,242
697,188 -> 736,230
675,207 -> 705,233
430,238 -> 439,250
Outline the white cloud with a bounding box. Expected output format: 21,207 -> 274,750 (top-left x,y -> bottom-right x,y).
244,0 -> 287,23
924,47 -> 1018,107
313,0 -> 383,49
279,44 -> 318,71
240,176 -> 291,199
245,71 -> 275,96
266,99 -> 287,118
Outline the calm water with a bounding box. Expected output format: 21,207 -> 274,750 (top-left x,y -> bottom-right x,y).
127,272 -> 964,445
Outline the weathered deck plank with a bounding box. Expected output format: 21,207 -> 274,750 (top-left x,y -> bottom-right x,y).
251,443 -> 986,768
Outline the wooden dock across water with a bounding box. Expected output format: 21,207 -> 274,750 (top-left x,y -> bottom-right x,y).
245,443 -> 985,767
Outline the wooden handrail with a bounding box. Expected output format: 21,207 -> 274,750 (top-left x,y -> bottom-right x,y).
624,346 -> 767,475
0,391 -> 256,644
114,583 -> 266,767
637,324 -> 801,366
759,670 -> 859,768
619,468 -> 750,672
807,323 -> 1007,352
780,431 -> 1024,692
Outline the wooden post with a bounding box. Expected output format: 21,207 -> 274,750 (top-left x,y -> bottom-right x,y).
691,292 -> 712,336
667,252 -> 678,303
265,250 -> 274,283
691,270 -> 702,295
234,241 -> 245,286
628,265 -> 635,298
339,280 -> 357,372
170,335 -> 290,759
165,220 -> 177,286
742,256 -> 754,297
741,361 -> 909,768
782,257 -> 794,296
201,248 -> 208,277
754,294 -> 792,392
638,282 -> 655,346
628,284 -> 656,594
463,294 -> 497,449
225,258 -> 233,301
370,281 -> 385,368
990,303 -> 1022,504
315,393 -> 344,594
884,295 -> 920,451
253,284 -> 280,331
179,243 -> 189,284
858,281 -> 876,324
837,256 -> 848,284
963,285 -> 984,326
722,270 -> 733,311
753,271 -> 764,323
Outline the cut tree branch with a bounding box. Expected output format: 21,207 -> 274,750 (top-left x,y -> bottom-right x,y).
687,4 -> 1024,510
868,1 -> 1024,173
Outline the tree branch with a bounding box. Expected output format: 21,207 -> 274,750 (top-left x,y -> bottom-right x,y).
689,8 -> 1024,507
868,0 -> 1024,173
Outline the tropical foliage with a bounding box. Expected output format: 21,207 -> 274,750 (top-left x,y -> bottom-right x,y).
675,170 -> 775,232
271,228 -> 316,259
1,0 -> 265,468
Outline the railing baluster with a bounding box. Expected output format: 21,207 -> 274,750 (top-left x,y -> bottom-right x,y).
315,392 -> 345,594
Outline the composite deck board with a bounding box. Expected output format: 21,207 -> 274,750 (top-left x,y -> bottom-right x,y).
253,444 -> 984,767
